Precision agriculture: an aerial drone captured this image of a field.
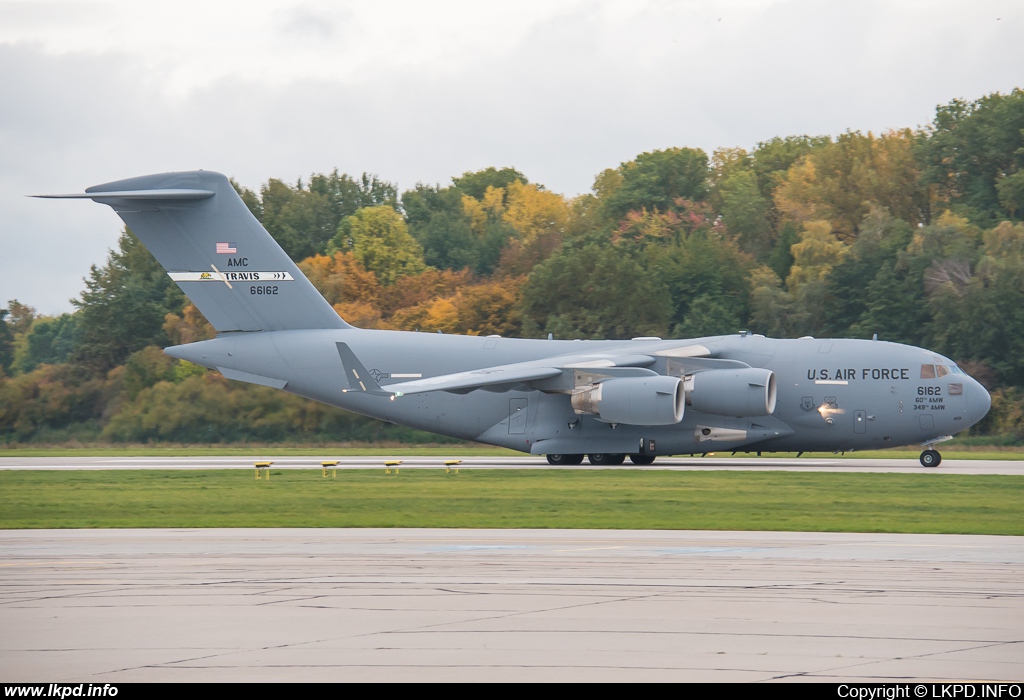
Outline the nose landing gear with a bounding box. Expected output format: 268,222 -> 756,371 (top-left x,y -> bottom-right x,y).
919,436 -> 952,468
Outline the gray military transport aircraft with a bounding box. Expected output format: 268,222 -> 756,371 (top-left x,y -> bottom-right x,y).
40,170 -> 991,467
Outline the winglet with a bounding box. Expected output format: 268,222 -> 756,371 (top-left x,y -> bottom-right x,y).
336,342 -> 396,397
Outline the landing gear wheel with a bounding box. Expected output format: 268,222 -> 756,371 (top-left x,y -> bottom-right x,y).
629,454 -> 656,465
546,454 -> 584,465
588,453 -> 626,465
920,449 -> 941,468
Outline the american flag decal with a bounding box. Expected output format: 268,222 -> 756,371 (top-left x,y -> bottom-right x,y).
216,242 -> 237,254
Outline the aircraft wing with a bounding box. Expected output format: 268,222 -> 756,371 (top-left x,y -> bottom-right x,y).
379,341 -> 712,396
384,364 -> 564,395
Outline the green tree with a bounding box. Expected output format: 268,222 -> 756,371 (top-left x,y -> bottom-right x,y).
751,135 -> 830,201
767,221 -> 798,280
837,211 -> 980,349
401,183 -> 459,230
748,266 -> 800,338
997,170 -> 1024,218
414,210 -> 478,271
848,261 -> 930,346
231,179 -> 264,222
335,206 -> 427,285
3,300 -> 36,336
602,148 -> 709,220
719,169 -> 772,258
122,346 -> 178,399
747,218 -> 853,340
0,309 -> 13,376
411,210 -> 511,274
71,229 -> 185,374
259,179 -> 337,261
918,89 -> 1024,223
785,221 -> 849,289
237,170 -> 399,261
927,221 -> 1024,385
310,170 -> 397,219
13,314 -> 80,374
451,167 -> 527,199
648,231 -> 753,334
521,243 -> 671,339
672,294 -> 742,338
402,170 -> 530,275
822,207 -> 915,337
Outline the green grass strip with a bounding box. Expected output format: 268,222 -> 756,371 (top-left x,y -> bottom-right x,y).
1,469 -> 1022,534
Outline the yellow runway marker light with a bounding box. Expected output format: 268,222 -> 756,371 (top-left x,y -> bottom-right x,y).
255,461 -> 273,480
322,461 -> 339,478
445,459 -> 461,474
385,460 -> 401,474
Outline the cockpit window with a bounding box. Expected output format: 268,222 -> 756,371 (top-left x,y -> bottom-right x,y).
923,363 -> 959,377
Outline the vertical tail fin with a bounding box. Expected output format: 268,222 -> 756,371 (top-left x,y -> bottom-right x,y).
38,170 -> 349,332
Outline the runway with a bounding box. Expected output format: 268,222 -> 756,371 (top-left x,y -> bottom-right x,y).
1,529 -> 1022,682
3,454 -> 1024,474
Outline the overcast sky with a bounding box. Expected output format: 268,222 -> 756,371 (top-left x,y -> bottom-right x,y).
1,0 -> 1021,314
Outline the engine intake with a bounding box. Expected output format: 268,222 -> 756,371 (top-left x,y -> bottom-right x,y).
571,375 -> 684,425
686,368 -> 777,417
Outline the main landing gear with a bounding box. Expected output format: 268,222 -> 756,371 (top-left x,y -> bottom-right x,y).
545,453 -> 657,466
546,454 -> 584,465
919,449 -> 942,468
587,453 -> 626,465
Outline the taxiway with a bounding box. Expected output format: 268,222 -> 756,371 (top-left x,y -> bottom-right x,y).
1,528 -> 1022,682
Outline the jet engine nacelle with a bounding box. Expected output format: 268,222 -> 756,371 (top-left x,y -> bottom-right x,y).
685,368 -> 777,417
571,375 -> 685,425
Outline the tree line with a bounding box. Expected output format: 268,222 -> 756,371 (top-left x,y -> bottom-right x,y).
2,88 -> 1023,444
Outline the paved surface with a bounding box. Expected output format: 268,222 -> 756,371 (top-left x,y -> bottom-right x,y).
1,529 -> 1022,682
3,455 -> 1024,474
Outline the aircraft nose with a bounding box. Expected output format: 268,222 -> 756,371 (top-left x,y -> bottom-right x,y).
966,377 -> 991,425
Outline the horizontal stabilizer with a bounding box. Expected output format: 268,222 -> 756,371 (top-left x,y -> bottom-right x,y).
218,367 -> 288,390
33,189 -> 215,201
